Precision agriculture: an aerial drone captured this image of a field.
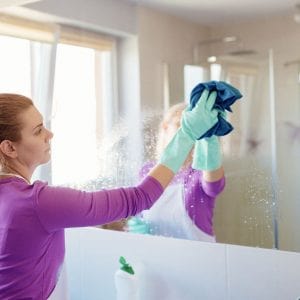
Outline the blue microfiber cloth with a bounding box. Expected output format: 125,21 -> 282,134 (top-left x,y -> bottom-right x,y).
190,80 -> 242,139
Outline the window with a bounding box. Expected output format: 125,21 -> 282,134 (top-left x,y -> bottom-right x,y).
0,14 -> 116,185
51,44 -> 113,184
184,64 -> 207,102
0,35 -> 31,96
183,63 -> 222,102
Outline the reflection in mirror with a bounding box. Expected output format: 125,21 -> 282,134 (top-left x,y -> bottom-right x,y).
92,51 -> 279,249
123,50 -> 278,249
97,53 -> 275,249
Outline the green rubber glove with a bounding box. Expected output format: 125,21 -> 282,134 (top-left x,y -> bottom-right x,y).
192,109 -> 226,171
159,89 -> 218,173
192,135 -> 222,171
127,217 -> 150,234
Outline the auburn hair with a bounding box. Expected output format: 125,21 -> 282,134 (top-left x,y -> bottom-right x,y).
0,93 -> 33,143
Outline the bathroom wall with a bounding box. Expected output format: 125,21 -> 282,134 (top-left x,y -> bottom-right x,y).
24,0 -> 138,36
136,6 -> 209,110
209,14 -> 300,130
65,227 -> 300,300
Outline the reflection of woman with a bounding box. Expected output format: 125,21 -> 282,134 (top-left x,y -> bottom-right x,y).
0,91 -> 217,299
128,102 -> 225,242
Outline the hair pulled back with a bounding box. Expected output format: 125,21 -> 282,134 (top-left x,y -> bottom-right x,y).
0,93 -> 33,143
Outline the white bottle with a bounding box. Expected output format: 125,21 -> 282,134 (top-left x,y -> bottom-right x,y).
115,256 -> 139,300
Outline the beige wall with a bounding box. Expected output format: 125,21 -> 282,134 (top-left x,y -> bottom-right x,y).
210,15 -> 300,122
137,6 -> 210,110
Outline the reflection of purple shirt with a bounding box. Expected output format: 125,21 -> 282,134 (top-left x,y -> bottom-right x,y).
140,162 -> 225,236
0,176 -> 162,299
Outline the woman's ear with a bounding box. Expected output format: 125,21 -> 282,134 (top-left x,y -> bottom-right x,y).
0,140 -> 18,158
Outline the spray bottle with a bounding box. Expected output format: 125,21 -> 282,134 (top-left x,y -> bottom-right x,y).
115,256 -> 139,300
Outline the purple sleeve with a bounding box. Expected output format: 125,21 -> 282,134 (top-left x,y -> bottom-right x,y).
184,170 -> 225,236
34,176 -> 163,232
201,176 -> 225,198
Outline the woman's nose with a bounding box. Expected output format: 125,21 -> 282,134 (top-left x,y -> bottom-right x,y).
46,128 -> 54,140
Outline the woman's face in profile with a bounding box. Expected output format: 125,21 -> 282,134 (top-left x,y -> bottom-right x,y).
14,106 -> 53,169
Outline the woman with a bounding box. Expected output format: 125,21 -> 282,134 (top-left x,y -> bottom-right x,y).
0,90 -> 218,299
128,102 -> 225,241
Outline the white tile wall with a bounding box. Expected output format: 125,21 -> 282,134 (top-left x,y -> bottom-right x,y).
227,245 -> 279,300
65,228 -> 300,300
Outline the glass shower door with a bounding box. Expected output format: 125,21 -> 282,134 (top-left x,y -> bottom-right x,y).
213,51 -> 277,249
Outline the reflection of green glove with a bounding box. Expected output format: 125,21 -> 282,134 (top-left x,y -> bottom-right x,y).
192,109 -> 226,171
127,217 -> 150,234
192,135 -> 222,171
159,90 -> 218,173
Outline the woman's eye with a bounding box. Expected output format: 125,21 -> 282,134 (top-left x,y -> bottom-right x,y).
35,128 -> 43,135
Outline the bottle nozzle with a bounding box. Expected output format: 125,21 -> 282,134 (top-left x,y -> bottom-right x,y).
119,256 -> 135,275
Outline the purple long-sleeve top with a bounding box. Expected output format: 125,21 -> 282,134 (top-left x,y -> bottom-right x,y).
0,176 -> 163,299
140,162 -> 225,237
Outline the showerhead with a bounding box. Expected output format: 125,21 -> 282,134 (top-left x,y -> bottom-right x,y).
228,49 -> 257,56
284,59 -> 300,67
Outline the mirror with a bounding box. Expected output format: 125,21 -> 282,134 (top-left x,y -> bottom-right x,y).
99,49 -> 279,249
129,50 -> 277,249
